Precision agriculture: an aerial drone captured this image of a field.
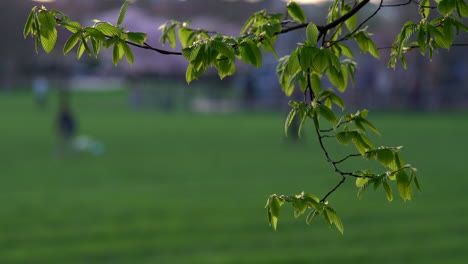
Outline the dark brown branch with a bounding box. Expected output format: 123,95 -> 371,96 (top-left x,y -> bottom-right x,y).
382,0 -> 413,7
334,153 -> 362,164
278,0 -> 371,36
378,43 -> 468,50
126,41 -> 182,55
329,0 -> 383,45
321,176 -> 346,203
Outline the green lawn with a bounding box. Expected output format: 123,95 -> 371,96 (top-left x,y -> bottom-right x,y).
0,90 -> 467,263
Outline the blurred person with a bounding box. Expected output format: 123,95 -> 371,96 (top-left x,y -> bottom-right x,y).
32,76 -> 49,108
55,97 -> 77,157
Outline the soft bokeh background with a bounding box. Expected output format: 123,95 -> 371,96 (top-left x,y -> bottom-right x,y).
1,0 -> 467,263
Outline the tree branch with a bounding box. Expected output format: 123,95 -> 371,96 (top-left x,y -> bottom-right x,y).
329,0 -> 383,45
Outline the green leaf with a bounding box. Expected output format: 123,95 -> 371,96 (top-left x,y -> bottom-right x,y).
127,32 -> 147,45
306,210 -> 318,225
95,23 -> 120,36
356,177 -> 369,188
306,23 -> 319,46
383,181 -> 393,201
298,46 -> 319,71
121,41 -> 134,65
38,10 -> 56,33
212,40 -> 235,61
63,21 -> 82,33
323,207 -> 343,234
63,32 -> 81,54
336,131 -> 353,145
458,0 -> 468,17
240,40 -> 262,68
40,27 -> 57,53
287,1 -> 307,23
352,133 -> 373,155
396,170 -> 412,201
329,93 -> 345,110
178,27 -> 195,48
377,149 -> 394,167
284,108 -> 297,136
316,104 -> 337,124
117,0 -> 131,25
185,63 -> 206,84
215,57 -> 236,80
77,40 -> 86,59
327,67 -> 346,92
85,28 -> 106,41
343,5 -> 357,32
167,26 -> 177,49
431,27 -> 451,49
260,36 -> 278,58
311,49 -> 329,73
308,75 -> 322,97
90,38 -> 101,57
438,0 -> 457,15
112,41 -> 125,65
269,197 -> 281,230
336,43 -> 354,58
24,8 -> 36,38
413,175 -> 422,192
240,14 -> 255,34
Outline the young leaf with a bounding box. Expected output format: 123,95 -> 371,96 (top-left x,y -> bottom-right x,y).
383,181 -> 393,201
284,108 -> 297,136
63,32 -> 81,54
121,41 -> 134,65
77,40 -> 86,59
327,67 -> 346,92
126,32 -> 147,45
269,196 -> 282,230
240,40 -> 262,67
377,149 -> 394,167
306,210 -> 318,225
95,23 -> 120,36
38,10 -> 56,33
112,41 -> 125,65
212,40 -> 235,61
90,38 -> 101,58
317,104 -> 337,124
396,171 -> 412,201
306,23 -> 319,46
310,74 -> 323,96
336,131 -> 353,145
24,8 -> 36,38
63,21 -> 82,33
178,27 -> 195,48
40,27 -> 58,53
311,49 -> 329,74
287,1 -> 307,23
215,57 -> 236,80
117,0 -> 131,25
438,0 -> 457,15
356,177 -> 369,188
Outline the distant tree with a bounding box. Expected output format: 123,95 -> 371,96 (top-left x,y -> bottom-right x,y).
24,0 -> 467,233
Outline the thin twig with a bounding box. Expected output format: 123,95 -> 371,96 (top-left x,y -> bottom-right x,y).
334,153 -> 362,164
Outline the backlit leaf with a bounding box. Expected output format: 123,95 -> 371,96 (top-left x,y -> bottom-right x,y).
306,23 -> 319,46
287,1 -> 307,23
63,32 -> 81,54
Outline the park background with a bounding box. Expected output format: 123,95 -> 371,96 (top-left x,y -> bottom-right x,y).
1,0 -> 467,263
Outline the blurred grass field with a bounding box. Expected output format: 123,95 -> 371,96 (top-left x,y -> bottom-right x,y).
0,90 -> 467,264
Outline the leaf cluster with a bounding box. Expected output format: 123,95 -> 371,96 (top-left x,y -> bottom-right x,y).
24,2 -> 147,65
266,193 -> 343,234
389,0 -> 468,68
